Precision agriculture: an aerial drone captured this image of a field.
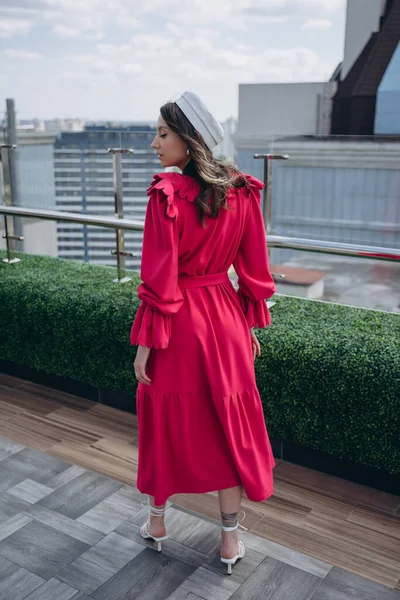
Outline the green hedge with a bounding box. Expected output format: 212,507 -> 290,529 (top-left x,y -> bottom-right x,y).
1,251 -> 399,474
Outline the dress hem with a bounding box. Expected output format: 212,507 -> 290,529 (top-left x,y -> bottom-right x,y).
136,465 -> 275,506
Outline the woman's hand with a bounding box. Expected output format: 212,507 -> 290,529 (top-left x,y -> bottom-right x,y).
134,345 -> 152,385
250,327 -> 261,361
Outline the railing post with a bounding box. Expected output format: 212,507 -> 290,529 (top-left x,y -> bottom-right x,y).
6,99 -> 24,253
254,153 -> 290,235
254,153 -> 289,279
0,144 -> 23,264
107,147 -> 134,283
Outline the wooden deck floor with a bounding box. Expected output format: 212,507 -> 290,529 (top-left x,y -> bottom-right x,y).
0,373 -> 399,591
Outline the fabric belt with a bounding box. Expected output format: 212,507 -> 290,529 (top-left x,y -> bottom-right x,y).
178,272 -> 230,289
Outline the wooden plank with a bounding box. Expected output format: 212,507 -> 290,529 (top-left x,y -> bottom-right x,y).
7,413 -> 101,447
92,437 -> 137,464
272,479 -> 356,519
48,441 -> 136,486
18,381 -> 96,411
46,408 -> 135,443
0,386 -> 66,416
253,515 -> 400,588
303,512 -> 400,563
244,494 -> 311,527
274,461 -> 400,514
90,404 -> 138,428
346,505 -> 400,540
0,420 -> 57,452
0,400 -> 26,421
0,375 -> 27,389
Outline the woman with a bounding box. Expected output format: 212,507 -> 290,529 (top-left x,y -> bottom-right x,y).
130,91 -> 276,575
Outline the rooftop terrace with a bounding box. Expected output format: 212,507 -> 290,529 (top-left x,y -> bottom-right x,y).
0,374 -> 399,600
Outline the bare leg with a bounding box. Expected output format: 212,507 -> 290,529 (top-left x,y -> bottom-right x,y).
147,496 -> 166,537
218,485 -> 243,559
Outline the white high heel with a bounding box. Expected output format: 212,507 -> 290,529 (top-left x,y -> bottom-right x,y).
140,500 -> 169,552
220,510 -> 248,575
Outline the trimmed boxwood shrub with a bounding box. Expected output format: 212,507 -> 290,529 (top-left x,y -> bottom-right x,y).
1,251 -> 399,474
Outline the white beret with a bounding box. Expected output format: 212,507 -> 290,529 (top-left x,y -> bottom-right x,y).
173,91 -> 224,150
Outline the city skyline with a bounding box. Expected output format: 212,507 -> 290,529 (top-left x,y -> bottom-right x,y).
1,0 -> 346,122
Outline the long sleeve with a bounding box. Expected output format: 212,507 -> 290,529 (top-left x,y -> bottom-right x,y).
130,186 -> 183,349
233,176 -> 276,328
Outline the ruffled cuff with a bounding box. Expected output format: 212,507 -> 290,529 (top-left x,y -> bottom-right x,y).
130,302 -> 171,349
237,289 -> 272,328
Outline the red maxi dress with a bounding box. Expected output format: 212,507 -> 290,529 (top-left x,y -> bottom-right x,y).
130,172 -> 276,506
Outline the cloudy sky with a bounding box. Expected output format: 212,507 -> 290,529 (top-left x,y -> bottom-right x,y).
0,0 -> 346,122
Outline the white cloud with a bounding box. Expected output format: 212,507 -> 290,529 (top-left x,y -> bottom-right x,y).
52,24 -> 80,38
97,43 -> 132,57
302,18 -> 332,30
0,0 -> 345,120
2,48 -> 42,59
116,11 -> 143,29
238,0 -> 344,16
120,63 -> 144,74
51,24 -> 103,39
131,34 -> 175,52
180,36 -> 214,54
166,22 -> 186,37
0,17 -> 32,37
0,0 -> 344,38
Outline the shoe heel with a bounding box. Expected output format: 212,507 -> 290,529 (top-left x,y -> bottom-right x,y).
227,562 -> 232,575
157,541 -> 162,553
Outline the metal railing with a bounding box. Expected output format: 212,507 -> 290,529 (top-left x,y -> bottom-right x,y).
1,205 -> 399,268
1,145 -> 399,287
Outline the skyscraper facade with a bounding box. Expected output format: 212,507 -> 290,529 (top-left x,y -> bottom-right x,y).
54,125 -> 158,270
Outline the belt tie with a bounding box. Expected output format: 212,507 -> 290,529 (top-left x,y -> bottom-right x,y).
178,272 -> 230,289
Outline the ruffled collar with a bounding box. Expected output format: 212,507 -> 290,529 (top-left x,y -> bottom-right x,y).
147,172 -> 200,202
147,171 -> 264,220
147,172 -> 200,220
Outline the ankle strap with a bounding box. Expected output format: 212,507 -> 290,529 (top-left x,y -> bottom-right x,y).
222,524 -> 239,532
141,499 -> 166,517
221,510 -> 248,532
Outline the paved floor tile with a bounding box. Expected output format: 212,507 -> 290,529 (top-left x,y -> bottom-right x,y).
57,557 -> 113,595
0,448 -> 70,485
39,471 -> 121,519
0,568 -> 44,600
0,520 -> 89,579
93,548 -> 195,600
231,556 -> 322,599
311,567 -> 400,600
81,532 -> 144,574
7,479 -> 54,504
24,577 -> 78,600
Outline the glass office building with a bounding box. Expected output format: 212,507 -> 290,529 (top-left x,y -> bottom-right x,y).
54,125 -> 159,270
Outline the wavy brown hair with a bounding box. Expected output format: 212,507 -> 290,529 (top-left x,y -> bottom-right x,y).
160,101 -> 249,227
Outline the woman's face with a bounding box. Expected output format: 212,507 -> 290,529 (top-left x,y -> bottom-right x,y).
151,115 -> 190,171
